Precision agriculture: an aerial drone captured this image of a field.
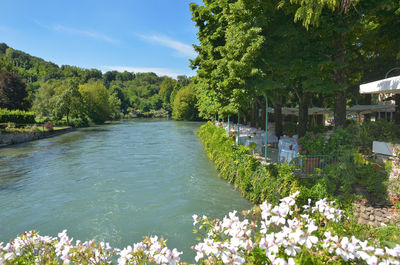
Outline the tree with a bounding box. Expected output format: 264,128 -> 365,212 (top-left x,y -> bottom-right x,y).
282,0 -> 400,128
0,71 -> 30,110
79,81 -> 111,124
53,80 -> 85,125
172,84 -> 198,121
32,79 -> 59,116
109,92 -> 122,120
158,77 -> 176,104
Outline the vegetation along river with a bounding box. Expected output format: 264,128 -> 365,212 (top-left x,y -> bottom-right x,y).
0,120 -> 251,261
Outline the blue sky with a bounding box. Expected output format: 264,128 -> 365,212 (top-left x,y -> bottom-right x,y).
0,0 -> 203,78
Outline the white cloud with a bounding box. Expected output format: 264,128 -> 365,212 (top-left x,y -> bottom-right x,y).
52,25 -> 120,44
139,34 -> 196,58
102,65 -> 186,79
33,20 -> 119,44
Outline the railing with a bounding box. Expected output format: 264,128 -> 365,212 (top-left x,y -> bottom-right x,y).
290,155 -> 339,174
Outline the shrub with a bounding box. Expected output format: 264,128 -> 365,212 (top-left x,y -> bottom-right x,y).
0,108 -> 36,124
70,117 -> 89,128
298,132 -> 327,155
346,120 -> 400,155
197,122 -> 311,205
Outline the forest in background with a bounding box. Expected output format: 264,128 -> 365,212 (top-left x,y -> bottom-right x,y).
0,43 -> 200,127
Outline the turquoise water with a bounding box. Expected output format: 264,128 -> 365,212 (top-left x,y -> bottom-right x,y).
0,120 -> 251,262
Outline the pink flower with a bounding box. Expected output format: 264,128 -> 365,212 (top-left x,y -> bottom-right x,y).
311,134 -> 316,139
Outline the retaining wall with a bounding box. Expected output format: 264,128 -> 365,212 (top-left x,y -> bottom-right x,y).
0,128 -> 75,147
353,203 -> 400,227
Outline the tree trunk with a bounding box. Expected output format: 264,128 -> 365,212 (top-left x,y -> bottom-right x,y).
272,100 -> 283,138
332,31 -> 347,129
298,92 -> 310,137
334,90 -> 346,128
315,93 -> 324,127
251,101 -> 257,127
395,94 -> 400,125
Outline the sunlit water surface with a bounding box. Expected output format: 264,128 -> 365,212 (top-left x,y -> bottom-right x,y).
0,120 -> 251,262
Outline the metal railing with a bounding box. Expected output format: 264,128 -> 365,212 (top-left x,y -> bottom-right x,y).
290,155 -> 339,174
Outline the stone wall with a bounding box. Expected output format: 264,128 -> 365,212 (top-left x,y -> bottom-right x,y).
353,203 -> 400,227
0,128 -> 75,147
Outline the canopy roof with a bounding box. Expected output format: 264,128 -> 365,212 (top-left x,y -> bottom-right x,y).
347,104 -> 396,114
268,107 -> 332,116
360,75 -> 400,94
268,105 -> 395,116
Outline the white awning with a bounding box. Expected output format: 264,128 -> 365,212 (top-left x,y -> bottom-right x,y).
347,105 -> 396,114
268,107 -> 332,116
360,75 -> 400,94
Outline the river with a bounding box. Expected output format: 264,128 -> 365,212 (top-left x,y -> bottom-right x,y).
0,120 -> 251,262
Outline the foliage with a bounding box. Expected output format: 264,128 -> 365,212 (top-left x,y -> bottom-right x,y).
298,128 -> 353,156
172,85 -> 198,121
298,132 -> 327,155
2,195 -> 400,264
109,92 -> 122,120
197,122 -> 320,205
388,145 -> 400,208
54,84 -> 85,125
3,123 -> 41,133
79,81 -> 111,124
346,120 -> 400,155
321,151 -> 389,205
0,70 -> 30,110
282,122 -> 298,137
1,43 -> 200,124
142,109 -> 169,119
0,108 -> 35,124
69,117 -> 89,128
199,122 -> 391,207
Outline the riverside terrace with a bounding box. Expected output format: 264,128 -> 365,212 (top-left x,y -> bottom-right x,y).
214,121 -> 340,176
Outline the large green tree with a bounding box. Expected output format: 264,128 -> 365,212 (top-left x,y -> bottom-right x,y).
79,80 -> 111,124
172,84 -> 198,121
0,71 -> 30,110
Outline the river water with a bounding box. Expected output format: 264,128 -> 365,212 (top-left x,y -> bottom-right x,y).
0,120 -> 251,261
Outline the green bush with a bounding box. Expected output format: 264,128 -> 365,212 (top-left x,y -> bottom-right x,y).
70,117 -> 89,128
197,122 -> 322,205
0,108 -> 36,124
346,120 -> 400,155
198,122 -> 390,207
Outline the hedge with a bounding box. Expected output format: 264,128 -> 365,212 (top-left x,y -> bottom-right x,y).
196,122 -> 327,205
0,108 -> 36,124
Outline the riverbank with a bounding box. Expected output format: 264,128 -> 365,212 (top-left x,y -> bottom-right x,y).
0,127 -> 75,148
197,122 -> 392,206
197,122 -> 316,205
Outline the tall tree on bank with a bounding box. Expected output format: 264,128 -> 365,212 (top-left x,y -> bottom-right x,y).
0,71 -> 30,110
190,0 -> 267,120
